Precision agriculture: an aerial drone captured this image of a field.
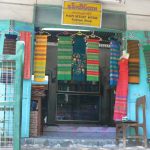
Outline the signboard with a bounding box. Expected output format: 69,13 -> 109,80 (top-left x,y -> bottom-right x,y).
62,1 -> 102,28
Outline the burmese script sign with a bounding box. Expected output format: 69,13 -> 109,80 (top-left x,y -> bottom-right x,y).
62,1 -> 102,28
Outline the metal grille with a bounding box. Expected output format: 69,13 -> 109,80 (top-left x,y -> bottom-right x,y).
0,59 -> 16,149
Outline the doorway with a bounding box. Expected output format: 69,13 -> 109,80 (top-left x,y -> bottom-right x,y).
40,30 -> 122,126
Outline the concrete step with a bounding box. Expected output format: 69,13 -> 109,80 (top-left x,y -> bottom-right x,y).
21,138 -> 117,150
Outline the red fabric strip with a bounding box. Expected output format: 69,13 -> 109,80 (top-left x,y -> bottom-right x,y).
20,31 -> 31,79
87,49 -> 99,53
87,60 -> 99,65
87,71 -> 99,75
87,39 -> 100,43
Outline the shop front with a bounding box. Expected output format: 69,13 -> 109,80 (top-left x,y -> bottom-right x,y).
0,1 -> 150,145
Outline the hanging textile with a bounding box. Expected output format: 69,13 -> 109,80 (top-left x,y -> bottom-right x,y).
72,35 -> 86,81
143,45 -> 150,86
127,40 -> 140,83
20,31 -> 31,79
114,58 -> 129,121
57,36 -> 72,80
34,35 -> 48,82
110,40 -> 120,87
86,38 -> 100,81
3,34 -> 17,55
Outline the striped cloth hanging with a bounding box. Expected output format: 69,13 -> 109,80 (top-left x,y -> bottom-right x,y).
72,35 -> 86,81
109,40 -> 120,87
86,38 -> 100,81
20,31 -> 31,79
57,36 -> 72,80
127,40 -> 140,83
143,45 -> 150,86
3,34 -> 17,55
34,35 -> 48,82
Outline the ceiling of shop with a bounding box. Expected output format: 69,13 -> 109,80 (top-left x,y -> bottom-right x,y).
0,0 -> 150,30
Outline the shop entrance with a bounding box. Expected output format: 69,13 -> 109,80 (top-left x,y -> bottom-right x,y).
36,30 -> 122,126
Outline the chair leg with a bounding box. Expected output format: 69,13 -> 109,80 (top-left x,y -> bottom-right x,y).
123,125 -> 126,147
116,125 -> 119,145
135,126 -> 140,145
143,127 -> 147,148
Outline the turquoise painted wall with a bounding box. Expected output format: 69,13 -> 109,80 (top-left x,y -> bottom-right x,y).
126,31 -> 150,138
0,20 -> 10,54
0,20 -> 34,138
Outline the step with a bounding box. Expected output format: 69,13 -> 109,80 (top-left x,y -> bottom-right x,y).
21,137 -> 117,150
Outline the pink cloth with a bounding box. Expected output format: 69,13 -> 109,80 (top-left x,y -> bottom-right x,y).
113,58 -> 129,121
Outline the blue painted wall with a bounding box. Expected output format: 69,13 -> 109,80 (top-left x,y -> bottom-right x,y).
127,31 -> 150,138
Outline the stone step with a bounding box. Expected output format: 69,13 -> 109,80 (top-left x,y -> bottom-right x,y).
21,138 -> 117,150
22,138 -> 116,146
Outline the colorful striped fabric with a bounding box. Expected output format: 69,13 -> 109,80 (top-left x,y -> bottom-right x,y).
86,38 -> 100,81
127,40 -> 140,83
72,35 -> 86,81
3,34 -> 17,55
20,31 -> 31,79
57,36 -> 72,80
143,45 -> 150,86
34,35 -> 48,82
110,40 -> 120,87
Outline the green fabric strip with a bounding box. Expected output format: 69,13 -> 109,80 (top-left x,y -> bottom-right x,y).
57,67 -> 71,71
87,65 -> 99,70
58,36 -> 72,41
58,71 -> 71,74
57,75 -> 71,80
88,42 -> 99,46
57,56 -> 72,59
87,54 -> 99,60
58,44 -> 72,49
87,43 -> 99,49
58,41 -> 72,44
57,59 -> 72,64
58,51 -> 72,56
87,76 -> 99,81
58,64 -> 71,67
58,48 -> 72,51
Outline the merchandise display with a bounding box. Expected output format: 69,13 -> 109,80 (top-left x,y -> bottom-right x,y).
57,36 -> 72,80
127,40 -> 140,83
86,38 -> 100,81
34,35 -> 48,82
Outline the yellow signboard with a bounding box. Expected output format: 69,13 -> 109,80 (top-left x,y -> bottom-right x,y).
62,1 -> 102,28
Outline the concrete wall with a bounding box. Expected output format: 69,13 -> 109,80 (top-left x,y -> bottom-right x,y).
0,0 -> 150,31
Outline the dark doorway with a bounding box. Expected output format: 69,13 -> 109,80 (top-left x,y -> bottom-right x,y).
44,31 -> 121,126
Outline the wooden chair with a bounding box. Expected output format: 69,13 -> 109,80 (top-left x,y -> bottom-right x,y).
115,95 -> 147,147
